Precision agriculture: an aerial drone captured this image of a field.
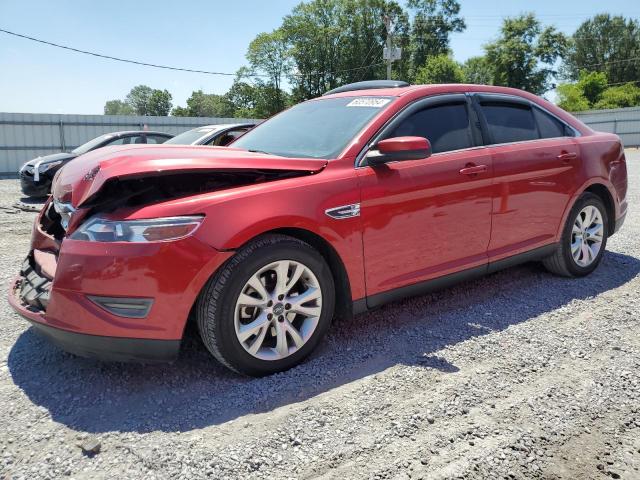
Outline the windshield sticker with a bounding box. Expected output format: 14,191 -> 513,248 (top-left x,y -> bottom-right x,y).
346,98 -> 391,108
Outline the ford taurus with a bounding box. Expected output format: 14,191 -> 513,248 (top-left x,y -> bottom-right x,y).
8,81 -> 628,376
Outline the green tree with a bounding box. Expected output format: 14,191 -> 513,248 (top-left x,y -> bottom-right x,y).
484,13 -> 567,94
281,0 -> 409,100
224,69 -> 292,119
172,90 -> 235,117
555,69 -> 640,111
564,14 -> 640,85
556,83 -> 590,112
462,56 -> 493,85
125,85 -> 154,115
576,71 -> 608,105
406,0 -> 465,74
594,83 -> 640,109
103,99 -> 134,115
414,54 -> 464,83
246,30 -> 291,112
147,89 -> 173,116
171,106 -> 190,116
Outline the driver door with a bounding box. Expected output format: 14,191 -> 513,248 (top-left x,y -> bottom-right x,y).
357,95 -> 493,305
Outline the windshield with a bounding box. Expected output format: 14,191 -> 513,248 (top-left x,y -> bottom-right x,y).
71,134 -> 114,154
164,127 -> 218,145
232,96 -> 393,159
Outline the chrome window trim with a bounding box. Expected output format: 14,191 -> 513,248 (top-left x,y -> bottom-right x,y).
353,91 -> 583,170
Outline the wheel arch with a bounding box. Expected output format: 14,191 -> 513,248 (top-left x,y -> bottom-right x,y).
262,227 -> 354,321
583,183 -> 616,235
556,179 -> 618,243
184,226 -> 356,340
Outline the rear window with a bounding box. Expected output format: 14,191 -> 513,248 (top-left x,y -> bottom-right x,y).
389,103 -> 473,154
481,103 -> 539,144
533,107 -> 572,139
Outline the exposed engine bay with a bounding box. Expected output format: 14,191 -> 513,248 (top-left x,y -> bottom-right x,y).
81,169 -> 312,212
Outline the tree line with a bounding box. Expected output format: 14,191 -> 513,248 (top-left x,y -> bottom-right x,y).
104,1 -> 640,117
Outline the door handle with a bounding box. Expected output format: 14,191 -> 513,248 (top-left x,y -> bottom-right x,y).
557,152 -> 577,162
459,164 -> 488,176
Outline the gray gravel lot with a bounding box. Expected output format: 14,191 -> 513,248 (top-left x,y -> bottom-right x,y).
1,151 -> 639,480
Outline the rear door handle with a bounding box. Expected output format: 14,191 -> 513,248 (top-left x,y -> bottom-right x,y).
557,152 -> 577,162
459,164 -> 488,176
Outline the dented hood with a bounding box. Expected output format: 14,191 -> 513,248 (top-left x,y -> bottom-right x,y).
51,144 -> 327,207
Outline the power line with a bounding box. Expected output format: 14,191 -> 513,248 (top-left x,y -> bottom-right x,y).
3,26 -> 637,81
585,56 -> 640,68
605,79 -> 640,86
0,27 -> 384,79
0,27 -> 247,77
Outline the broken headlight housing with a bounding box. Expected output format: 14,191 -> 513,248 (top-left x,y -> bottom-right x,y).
70,216 -> 204,243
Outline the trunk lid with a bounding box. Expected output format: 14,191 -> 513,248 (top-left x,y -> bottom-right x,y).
51,145 -> 327,207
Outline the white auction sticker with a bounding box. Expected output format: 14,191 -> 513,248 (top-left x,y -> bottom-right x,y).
346,98 -> 391,108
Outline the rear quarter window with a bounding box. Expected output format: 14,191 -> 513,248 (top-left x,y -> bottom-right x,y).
533,107 -> 574,139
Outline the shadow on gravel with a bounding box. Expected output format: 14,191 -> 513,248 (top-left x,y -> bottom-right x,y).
8,251 -> 640,434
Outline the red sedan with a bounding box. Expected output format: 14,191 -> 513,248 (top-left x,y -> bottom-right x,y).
9,81 -> 628,376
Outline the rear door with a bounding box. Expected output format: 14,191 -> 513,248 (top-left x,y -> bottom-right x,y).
358,94 -> 493,300
472,94 -> 580,260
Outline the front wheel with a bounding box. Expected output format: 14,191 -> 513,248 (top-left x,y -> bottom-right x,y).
543,192 -> 608,277
196,234 -> 335,376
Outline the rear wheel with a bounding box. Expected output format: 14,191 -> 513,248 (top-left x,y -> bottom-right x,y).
543,192 -> 608,277
196,234 -> 335,376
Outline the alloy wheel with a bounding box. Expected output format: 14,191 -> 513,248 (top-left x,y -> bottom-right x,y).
571,205 -> 604,267
234,260 -> 322,360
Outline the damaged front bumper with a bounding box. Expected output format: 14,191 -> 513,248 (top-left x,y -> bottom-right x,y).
8,200 -> 234,363
9,276 -> 181,363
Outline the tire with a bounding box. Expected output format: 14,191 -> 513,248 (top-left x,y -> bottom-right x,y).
543,192 -> 608,277
196,234 -> 335,376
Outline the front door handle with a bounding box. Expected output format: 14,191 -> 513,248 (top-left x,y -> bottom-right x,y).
459,164 -> 488,176
557,152 -> 577,162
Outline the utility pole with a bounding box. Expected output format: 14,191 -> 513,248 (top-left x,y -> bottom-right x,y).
383,15 -> 401,80
383,15 -> 393,80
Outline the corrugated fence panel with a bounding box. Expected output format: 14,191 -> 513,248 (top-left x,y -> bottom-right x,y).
0,112 -> 259,174
2,107 -> 638,174
573,106 -> 640,148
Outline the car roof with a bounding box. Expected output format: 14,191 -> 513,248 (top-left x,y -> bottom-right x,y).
192,123 -> 257,130
319,83 -> 587,137
320,83 -> 545,101
108,130 -> 173,136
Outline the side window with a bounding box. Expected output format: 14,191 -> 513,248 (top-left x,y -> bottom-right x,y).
103,137 -> 128,146
389,103 -> 473,154
131,135 -> 146,144
146,135 -> 170,144
533,107 -> 574,139
480,102 -> 539,144
207,128 -> 250,146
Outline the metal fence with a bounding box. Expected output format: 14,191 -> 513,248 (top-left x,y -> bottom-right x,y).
1,106 -> 638,175
0,112 -> 257,175
573,106 -> 640,148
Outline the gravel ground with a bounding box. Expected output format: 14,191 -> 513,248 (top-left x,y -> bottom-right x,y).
1,151 -> 639,480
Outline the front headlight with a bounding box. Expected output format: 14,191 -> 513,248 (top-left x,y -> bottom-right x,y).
39,161 -> 63,173
70,216 -> 204,243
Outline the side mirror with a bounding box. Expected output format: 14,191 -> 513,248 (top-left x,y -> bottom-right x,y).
366,136 -> 431,166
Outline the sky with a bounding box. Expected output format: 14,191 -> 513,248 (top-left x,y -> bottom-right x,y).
0,0 -> 637,114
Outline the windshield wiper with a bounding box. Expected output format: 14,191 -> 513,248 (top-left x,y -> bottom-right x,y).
248,149 -> 271,155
